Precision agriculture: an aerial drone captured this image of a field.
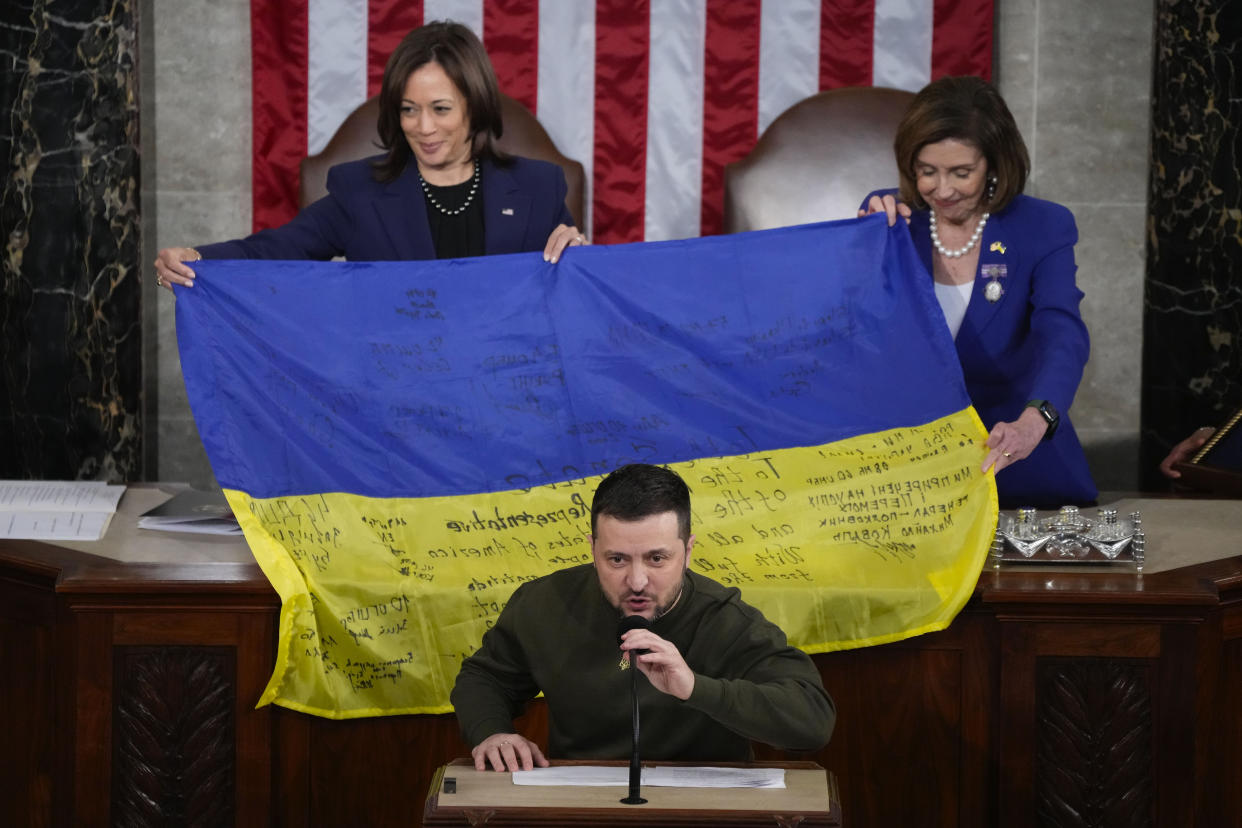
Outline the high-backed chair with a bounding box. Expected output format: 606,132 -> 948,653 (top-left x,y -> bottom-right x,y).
299,94 -> 586,226
723,87 -> 914,233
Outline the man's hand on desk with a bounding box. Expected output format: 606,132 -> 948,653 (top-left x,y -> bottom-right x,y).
622,628 -> 696,701
472,732 -> 549,772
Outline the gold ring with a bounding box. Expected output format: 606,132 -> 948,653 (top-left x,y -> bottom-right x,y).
1002,451 -> 1012,458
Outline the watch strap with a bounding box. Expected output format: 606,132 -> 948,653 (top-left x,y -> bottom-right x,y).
1026,399 -> 1059,440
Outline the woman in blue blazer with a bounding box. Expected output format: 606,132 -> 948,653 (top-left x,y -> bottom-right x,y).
154,22 -> 584,287
863,76 -> 1096,507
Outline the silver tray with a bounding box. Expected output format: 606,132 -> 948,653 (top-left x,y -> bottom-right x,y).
991,505 -> 1145,570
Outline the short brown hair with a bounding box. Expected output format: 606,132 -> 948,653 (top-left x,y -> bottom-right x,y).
893,76 -> 1029,212
373,21 -> 509,182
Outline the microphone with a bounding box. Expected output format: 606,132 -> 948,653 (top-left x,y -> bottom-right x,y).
616,614 -> 649,805
616,614 -> 650,654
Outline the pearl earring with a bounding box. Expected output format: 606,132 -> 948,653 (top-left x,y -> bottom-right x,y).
986,176 -> 997,201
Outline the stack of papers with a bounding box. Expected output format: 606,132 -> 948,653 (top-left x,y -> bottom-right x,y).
0,480 -> 127,541
138,489 -> 241,535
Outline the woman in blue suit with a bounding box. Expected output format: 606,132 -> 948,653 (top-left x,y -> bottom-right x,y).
862,76 -> 1096,507
154,21 -> 585,289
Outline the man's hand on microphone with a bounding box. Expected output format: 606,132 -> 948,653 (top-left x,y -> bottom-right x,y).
472,732 -> 549,772
621,629 -> 695,700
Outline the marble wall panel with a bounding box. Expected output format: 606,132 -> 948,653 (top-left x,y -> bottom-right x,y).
2,0 -> 142,481
1075,204 -> 1149,431
996,0 -> 1154,492
1142,0 -> 1242,488
993,0 -> 1037,151
1034,0 -> 1155,204
142,0 -> 250,489
1074,203 -> 1149,490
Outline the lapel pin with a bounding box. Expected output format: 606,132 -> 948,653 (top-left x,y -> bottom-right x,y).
989,241 -> 1006,254
502,208 -> 514,216
981,264 -> 1007,303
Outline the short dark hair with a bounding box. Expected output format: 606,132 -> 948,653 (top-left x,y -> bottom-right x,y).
893,75 -> 1029,213
591,464 -> 692,541
373,21 -> 508,183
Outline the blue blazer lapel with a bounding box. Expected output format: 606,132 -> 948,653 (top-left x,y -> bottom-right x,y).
482,160 -> 534,255
959,210 -> 1010,339
375,165 -> 435,259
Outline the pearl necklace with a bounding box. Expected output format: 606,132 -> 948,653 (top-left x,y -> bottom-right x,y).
929,210 -> 989,258
418,162 -> 480,216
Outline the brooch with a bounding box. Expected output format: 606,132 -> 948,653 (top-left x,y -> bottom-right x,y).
989,241 -> 1006,254
981,264 -> 1008,303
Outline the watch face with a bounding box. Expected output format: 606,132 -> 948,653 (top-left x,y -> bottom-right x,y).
1037,401 -> 1060,440
1029,400 -> 1059,440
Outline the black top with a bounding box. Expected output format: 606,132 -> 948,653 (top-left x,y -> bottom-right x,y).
451,565 -> 835,760
423,177 -> 485,259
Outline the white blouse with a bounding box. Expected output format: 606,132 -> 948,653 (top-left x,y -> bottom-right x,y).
934,280 -> 974,340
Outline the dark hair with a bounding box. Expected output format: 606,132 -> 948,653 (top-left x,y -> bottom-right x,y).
893,76 -> 1029,212
591,464 -> 692,541
373,21 -> 508,183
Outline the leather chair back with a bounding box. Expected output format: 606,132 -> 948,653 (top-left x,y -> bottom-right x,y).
724,87 -> 914,233
299,94 -> 586,227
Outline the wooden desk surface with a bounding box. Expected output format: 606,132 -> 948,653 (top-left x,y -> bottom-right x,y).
423,759 -> 841,826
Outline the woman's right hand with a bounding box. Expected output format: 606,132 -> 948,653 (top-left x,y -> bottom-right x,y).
858,194 -> 912,227
542,224 -> 589,263
154,247 -> 202,292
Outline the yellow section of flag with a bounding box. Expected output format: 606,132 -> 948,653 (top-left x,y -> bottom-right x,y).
227,408 -> 996,719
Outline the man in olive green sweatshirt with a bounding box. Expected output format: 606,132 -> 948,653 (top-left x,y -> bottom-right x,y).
451,463 -> 836,772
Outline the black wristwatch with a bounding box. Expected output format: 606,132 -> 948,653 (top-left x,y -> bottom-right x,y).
1026,399 -> 1059,441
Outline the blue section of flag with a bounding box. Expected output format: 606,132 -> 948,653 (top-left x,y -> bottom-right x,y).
176,216 -> 968,499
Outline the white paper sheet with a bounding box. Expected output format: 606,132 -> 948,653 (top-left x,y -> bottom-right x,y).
0,480 -> 126,541
511,766 -> 786,789
1,509 -> 114,541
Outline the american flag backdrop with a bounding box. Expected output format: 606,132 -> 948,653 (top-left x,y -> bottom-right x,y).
251,0 -> 993,245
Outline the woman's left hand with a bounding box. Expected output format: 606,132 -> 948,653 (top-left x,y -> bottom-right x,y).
858,193 -> 912,226
543,224 -> 589,263
982,407 -> 1049,474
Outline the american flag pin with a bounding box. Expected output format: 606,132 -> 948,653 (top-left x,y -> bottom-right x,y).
502,208 -> 514,216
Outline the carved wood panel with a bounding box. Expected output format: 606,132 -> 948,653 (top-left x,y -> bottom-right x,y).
1035,658 -> 1153,828
112,646 -> 236,826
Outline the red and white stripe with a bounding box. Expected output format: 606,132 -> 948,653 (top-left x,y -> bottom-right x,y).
251,0 -> 993,244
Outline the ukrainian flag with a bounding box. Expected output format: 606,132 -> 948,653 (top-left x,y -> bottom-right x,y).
176,216 -> 996,718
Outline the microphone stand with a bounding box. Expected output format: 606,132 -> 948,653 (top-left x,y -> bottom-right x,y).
620,657 -> 647,805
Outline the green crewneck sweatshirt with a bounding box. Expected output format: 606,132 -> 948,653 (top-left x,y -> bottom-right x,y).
451,564 -> 835,760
